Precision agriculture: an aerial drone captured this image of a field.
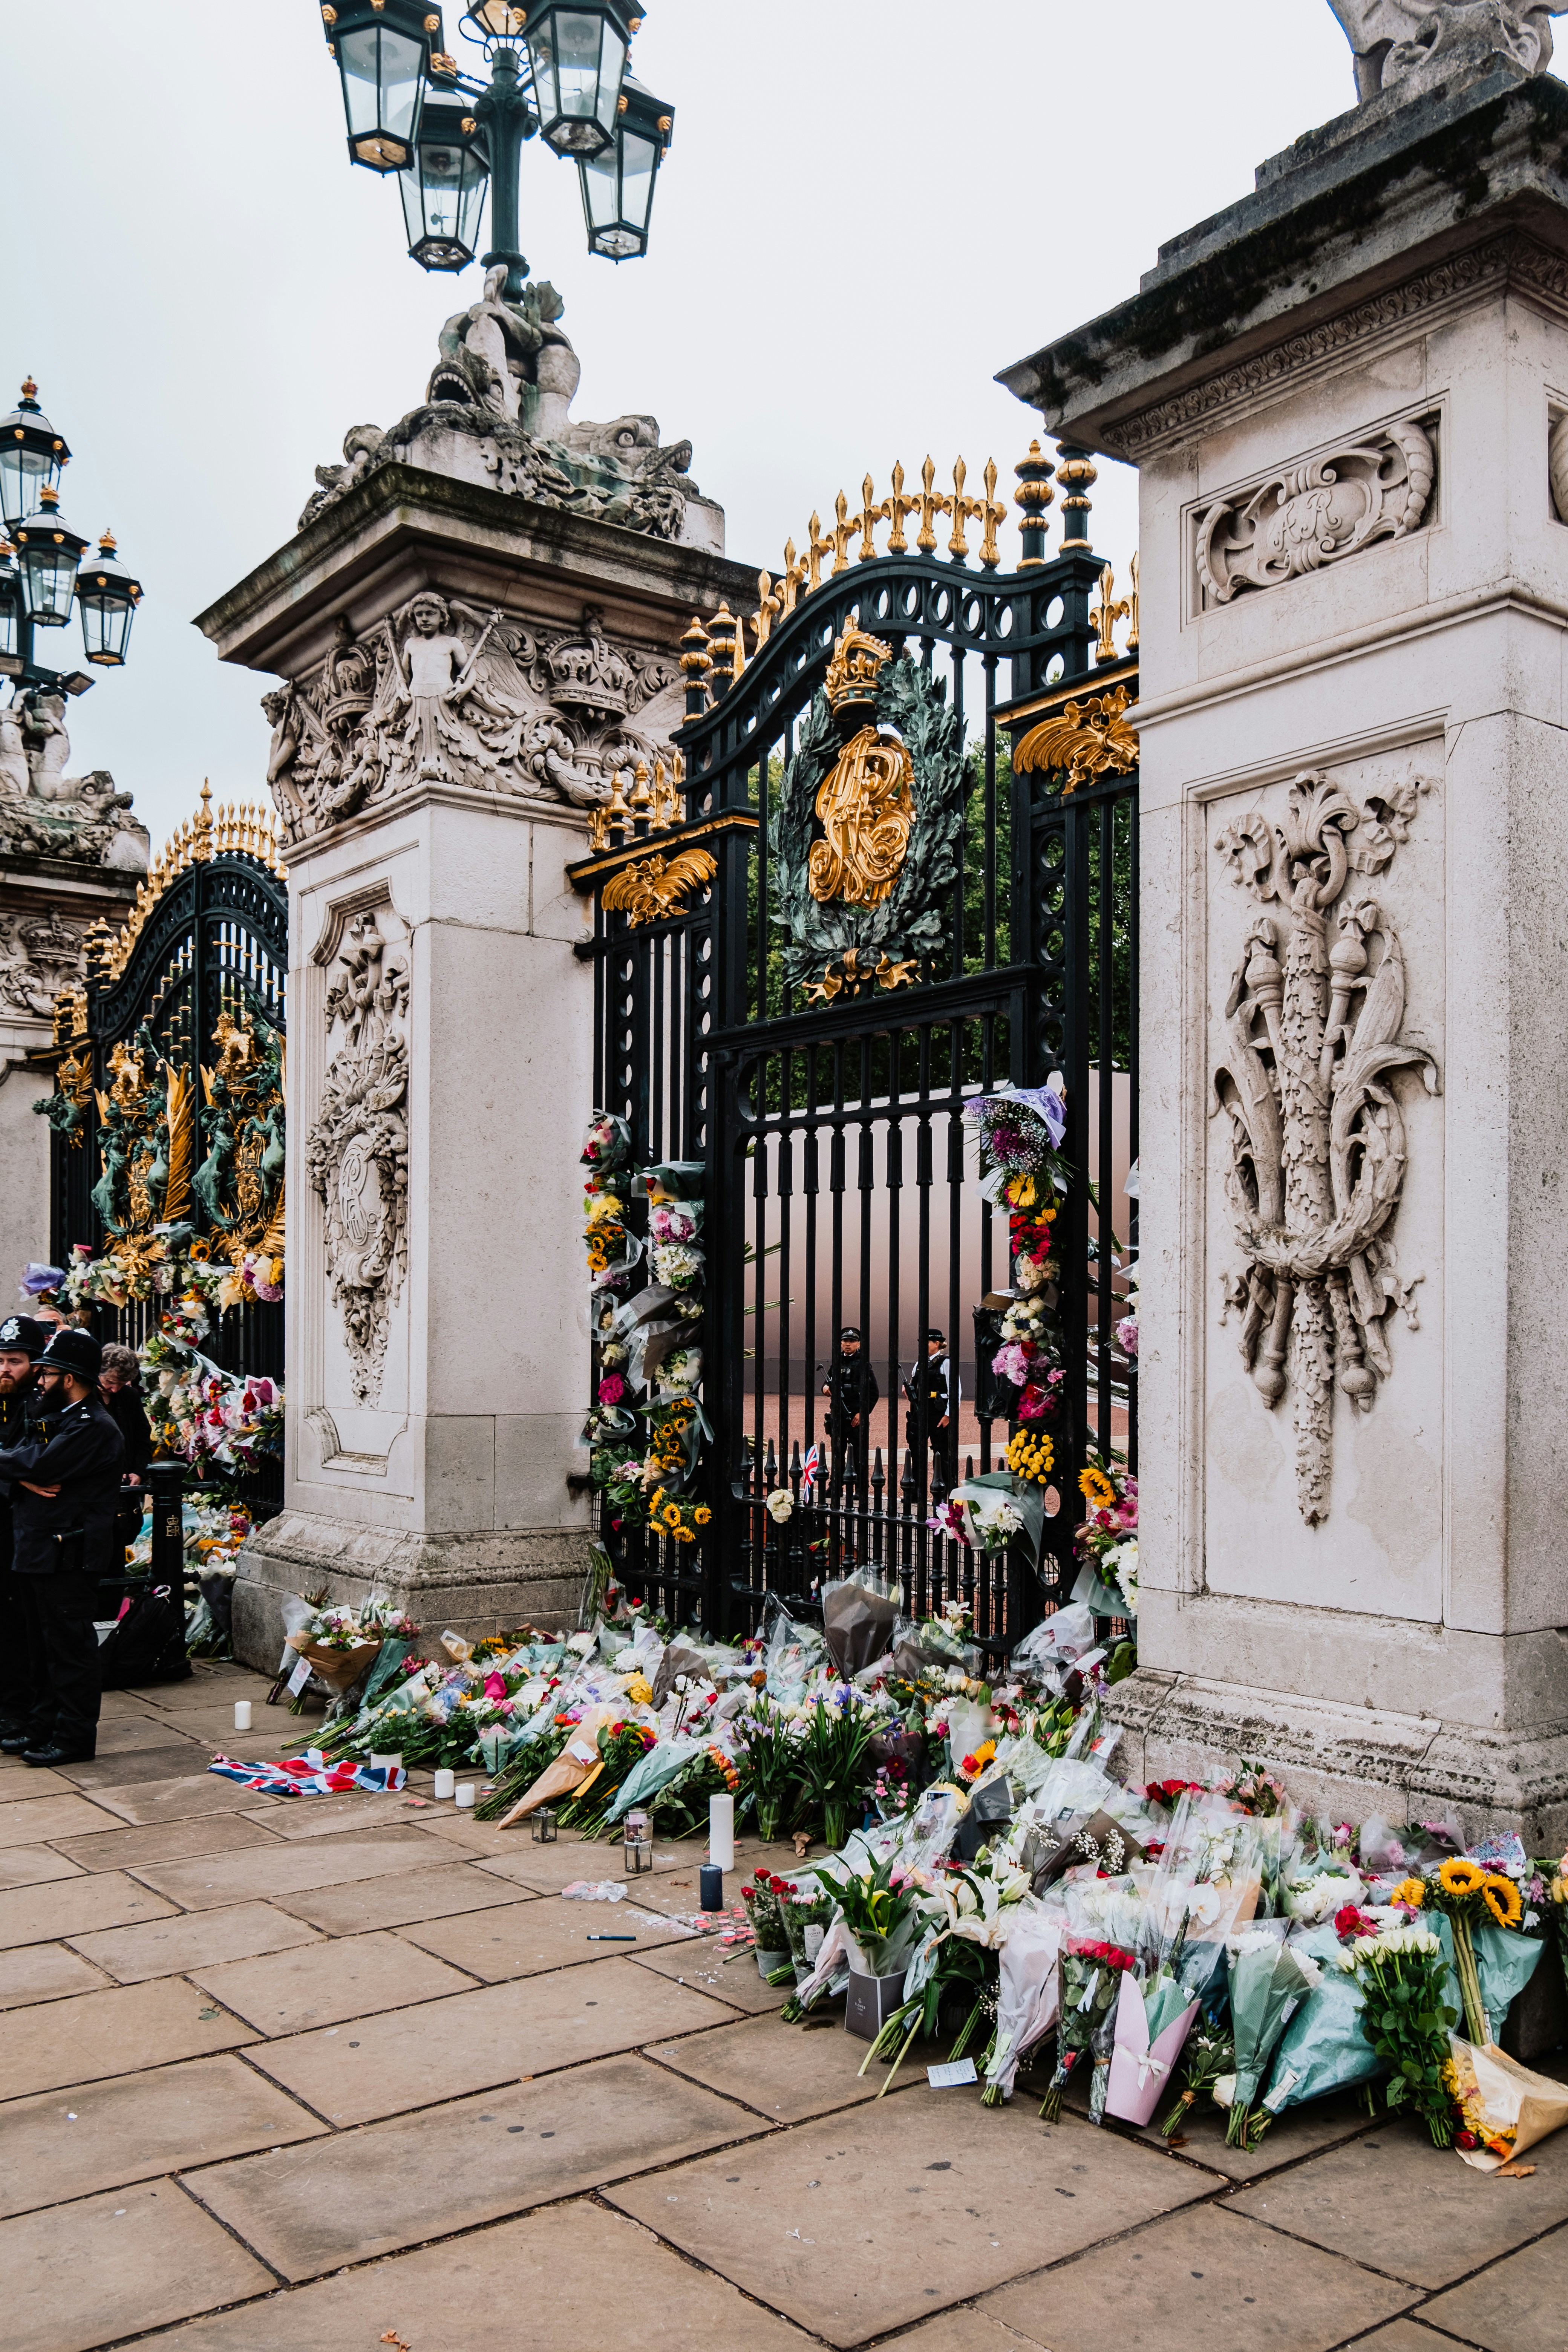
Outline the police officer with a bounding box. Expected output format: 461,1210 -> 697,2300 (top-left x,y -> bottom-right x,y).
0,1328 -> 125,1767
821,1326 -> 879,1496
0,1314 -> 52,1743
902,1326 -> 959,1485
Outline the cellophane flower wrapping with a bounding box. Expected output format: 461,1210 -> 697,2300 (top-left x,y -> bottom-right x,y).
1220,1923 -> 1323,2144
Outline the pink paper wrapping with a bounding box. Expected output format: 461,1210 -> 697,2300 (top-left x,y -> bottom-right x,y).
1104,1970 -> 1199,2127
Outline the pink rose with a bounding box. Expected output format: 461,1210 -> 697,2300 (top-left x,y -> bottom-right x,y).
598,1373 -> 626,1404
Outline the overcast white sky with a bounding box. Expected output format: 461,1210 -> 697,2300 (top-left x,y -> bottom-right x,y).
7,0 -> 1373,849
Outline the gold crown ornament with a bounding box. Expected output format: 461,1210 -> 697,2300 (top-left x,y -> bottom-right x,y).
822,625 -> 892,727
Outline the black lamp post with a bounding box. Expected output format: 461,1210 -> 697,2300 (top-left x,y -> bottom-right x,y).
322,0 -> 671,278
0,383 -> 144,704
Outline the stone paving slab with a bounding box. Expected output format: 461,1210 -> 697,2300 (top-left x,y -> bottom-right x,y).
632,1935 -> 789,2013
272,1860 -> 535,1935
880,2315 -> 1054,2352
397,1893 -> 699,1981
606,2093 -> 1215,2347
0,1792 -> 126,1847
0,1942 -> 111,2008
1416,2220 -> 1568,2352
74,1768 -> 279,1825
0,1971 -> 259,2098
1102,2085 -> 1380,2182
981,2202 -> 1418,2351
0,2054 -> 326,2217
131,2196 -> 818,2352
248,1955 -> 738,2125
133,1668 -> 280,1713
70,1900 -> 324,1985
55,1745 -> 209,1793
132,1827 -> 452,1910
648,2006 -> 947,2124
3,2177 -> 276,2352
184,2050 -> 770,2281
89,1715 -> 208,1755
1353,2325 -> 1487,2352
1224,2119 -> 1568,2288
467,1836 -> 691,1890
191,1927 -> 477,2032
0,1844 -> 87,1890
49,1811 -> 286,1873
0,1760 -> 88,1795
0,1869 -> 177,1950
236,1790 -> 423,1840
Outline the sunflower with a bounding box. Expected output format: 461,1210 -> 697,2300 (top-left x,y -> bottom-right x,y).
1080,1465 -> 1116,1510
1438,1857 -> 1485,1898
1390,1877 -> 1426,1910
662,1504 -> 681,1528
1482,1873 -> 1522,1928
693,1505 -> 712,1525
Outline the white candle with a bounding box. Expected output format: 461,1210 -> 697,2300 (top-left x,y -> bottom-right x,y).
454,1783 -> 476,1810
433,1767 -> 456,1800
709,1792 -> 735,1870
233,1701 -> 252,1733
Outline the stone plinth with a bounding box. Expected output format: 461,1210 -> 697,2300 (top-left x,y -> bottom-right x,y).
198,461 -> 756,1668
1002,58 -> 1568,1844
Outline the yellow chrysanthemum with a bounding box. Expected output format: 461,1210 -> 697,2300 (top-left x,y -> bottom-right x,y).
1080,1466 -> 1116,1510
1438,1857 -> 1485,1897
1390,1877 -> 1426,1910
1482,1874 -> 1522,1928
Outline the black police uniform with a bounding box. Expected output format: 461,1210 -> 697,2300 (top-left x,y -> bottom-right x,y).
902,1347 -> 956,1479
822,1344 -> 879,1494
0,1316 -> 52,1738
0,1372 -> 124,1760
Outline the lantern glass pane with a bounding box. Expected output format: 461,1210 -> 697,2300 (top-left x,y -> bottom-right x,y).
340,26 -> 425,168
620,126 -> 656,237
0,580 -> 18,665
403,134 -> 488,266
80,590 -> 133,667
0,443 -> 56,534
532,12 -> 625,152
20,542 -> 79,628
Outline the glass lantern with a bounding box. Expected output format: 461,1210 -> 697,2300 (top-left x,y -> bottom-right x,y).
0,380 -> 70,536
14,488 -> 87,629
531,1805 -> 558,1842
400,92 -> 490,269
325,0 -> 434,172
527,3 -> 634,158
75,532 -> 142,668
577,76 -> 670,260
0,547 -> 20,674
623,1808 -> 652,1872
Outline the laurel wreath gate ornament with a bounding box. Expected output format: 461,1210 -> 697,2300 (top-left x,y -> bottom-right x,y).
1213,767 -> 1441,1524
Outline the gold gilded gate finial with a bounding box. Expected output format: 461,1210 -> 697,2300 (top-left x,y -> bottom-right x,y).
886,460 -> 917,555
1092,564 -> 1131,664
915,456 -> 951,554
947,459 -> 982,561
853,475 -> 890,563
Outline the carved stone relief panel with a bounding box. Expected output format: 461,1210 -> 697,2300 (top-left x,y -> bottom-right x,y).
305,901 -> 410,1408
1210,753 -> 1442,1542
264,597 -> 681,849
1195,416 -> 1435,608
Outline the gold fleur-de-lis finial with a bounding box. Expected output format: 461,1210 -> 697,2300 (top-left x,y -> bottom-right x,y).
947,458 -> 983,562
915,456 -> 951,554
1092,563 -> 1131,664
853,474 -> 890,562
977,459 -> 1006,571
886,459 -> 917,556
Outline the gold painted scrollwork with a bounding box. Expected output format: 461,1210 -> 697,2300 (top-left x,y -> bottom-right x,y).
1014,683 -> 1140,795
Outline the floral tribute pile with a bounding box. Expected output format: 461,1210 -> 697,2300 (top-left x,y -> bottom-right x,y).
56,1234 -> 284,1476
577,1113 -> 707,1543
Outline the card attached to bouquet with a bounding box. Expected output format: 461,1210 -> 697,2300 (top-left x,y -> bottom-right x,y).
284,1654 -> 312,1697
926,2058 -> 978,2088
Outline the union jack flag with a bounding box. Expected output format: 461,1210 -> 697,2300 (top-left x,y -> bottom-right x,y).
208,1752 -> 406,1797
802,1443 -> 820,1488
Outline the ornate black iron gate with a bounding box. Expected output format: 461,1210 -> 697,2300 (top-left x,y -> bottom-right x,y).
36,786 -> 288,1405
573,450 -> 1138,1651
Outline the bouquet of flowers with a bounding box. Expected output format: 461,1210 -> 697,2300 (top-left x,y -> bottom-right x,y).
1337,1923 -> 1457,2147
939,1470 -> 1045,1568
741,1869 -> 796,1981
991,1289 -> 1064,1421
779,1875 -> 836,1982
732,1695 -> 801,1843
1041,1934 -> 1137,2122
1445,2035 -> 1568,2170
559,1719 -> 660,1835
1160,2018 -> 1235,2138
794,1688 -> 881,1849
580,1109 -> 633,1171
1425,1854 -> 1525,2046
1073,1452 -> 1138,1613
1218,1924 -> 1323,2147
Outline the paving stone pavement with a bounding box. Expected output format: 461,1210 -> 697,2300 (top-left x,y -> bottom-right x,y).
0,1660 -> 1563,2352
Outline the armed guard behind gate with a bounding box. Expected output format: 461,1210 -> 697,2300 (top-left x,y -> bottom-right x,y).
821,1326 -> 879,1497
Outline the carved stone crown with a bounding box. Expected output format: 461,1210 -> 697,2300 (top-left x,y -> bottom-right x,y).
823,626 -> 892,717
547,625 -> 632,718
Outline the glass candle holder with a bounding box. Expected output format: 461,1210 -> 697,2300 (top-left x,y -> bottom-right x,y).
531,1807 -> 558,1842
623,1809 -> 652,1873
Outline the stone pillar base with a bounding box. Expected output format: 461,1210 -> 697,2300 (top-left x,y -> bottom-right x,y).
230,1511 -> 593,1674
1107,1669 -> 1568,1852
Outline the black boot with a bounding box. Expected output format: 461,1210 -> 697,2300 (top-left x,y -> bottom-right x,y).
23,1740 -> 95,1767
0,1732 -> 31,1755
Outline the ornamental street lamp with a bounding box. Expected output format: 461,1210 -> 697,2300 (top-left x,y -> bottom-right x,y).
0,383 -> 144,704
320,0 -> 672,283
577,73 -> 671,260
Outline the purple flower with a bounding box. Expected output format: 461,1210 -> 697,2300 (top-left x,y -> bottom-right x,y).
1115,1314 -> 1139,1358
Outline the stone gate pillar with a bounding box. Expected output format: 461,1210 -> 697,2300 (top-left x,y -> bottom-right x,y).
1001,47 -> 1568,1842
198,297 -> 754,1666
